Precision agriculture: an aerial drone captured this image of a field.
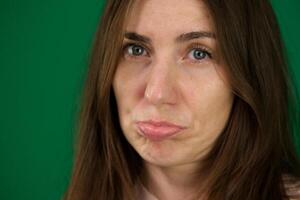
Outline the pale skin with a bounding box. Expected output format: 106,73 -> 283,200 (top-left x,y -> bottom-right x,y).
112,0 -> 234,199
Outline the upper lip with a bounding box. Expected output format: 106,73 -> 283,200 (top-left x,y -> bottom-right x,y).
136,120 -> 186,129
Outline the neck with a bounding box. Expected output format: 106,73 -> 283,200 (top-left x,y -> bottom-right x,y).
141,161 -> 207,200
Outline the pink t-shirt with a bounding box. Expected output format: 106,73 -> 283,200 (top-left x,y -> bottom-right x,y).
135,174 -> 300,200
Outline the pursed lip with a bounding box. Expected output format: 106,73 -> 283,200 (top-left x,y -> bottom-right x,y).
135,120 -> 187,141
137,120 -> 186,128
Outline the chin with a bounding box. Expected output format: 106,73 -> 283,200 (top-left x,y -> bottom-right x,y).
143,156 -> 182,167
137,142 -> 185,167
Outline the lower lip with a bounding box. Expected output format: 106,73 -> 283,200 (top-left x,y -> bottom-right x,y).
136,122 -> 185,141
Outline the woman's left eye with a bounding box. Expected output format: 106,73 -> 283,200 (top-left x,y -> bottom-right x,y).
187,48 -> 212,61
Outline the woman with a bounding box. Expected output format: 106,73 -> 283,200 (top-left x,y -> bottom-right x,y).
64,0 -> 300,199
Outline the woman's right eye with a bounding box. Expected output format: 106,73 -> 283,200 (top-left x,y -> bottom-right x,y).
124,44 -> 148,57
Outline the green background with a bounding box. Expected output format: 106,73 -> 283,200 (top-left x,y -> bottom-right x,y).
0,1 -> 299,199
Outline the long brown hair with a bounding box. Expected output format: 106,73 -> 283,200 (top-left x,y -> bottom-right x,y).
63,0 -> 300,199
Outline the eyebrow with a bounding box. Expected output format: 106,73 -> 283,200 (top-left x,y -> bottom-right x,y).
124,31 -> 216,44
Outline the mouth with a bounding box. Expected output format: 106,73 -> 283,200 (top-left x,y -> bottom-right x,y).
135,120 -> 187,141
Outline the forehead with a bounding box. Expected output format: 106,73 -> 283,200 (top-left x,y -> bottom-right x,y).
126,0 -> 215,37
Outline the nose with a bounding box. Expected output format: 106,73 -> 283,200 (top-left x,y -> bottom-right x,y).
144,60 -> 177,106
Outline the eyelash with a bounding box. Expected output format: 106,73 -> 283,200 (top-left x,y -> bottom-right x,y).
122,42 -> 213,63
186,44 -> 212,62
122,42 -> 150,59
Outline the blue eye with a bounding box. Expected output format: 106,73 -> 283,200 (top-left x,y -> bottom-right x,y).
188,48 -> 211,61
126,44 -> 147,56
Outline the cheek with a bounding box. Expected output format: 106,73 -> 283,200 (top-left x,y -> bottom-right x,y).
112,65 -> 141,132
113,64 -> 136,104
113,61 -> 146,97
183,70 -> 233,134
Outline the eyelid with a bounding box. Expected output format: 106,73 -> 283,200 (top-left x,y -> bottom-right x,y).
186,43 -> 213,59
122,41 -> 152,57
122,41 -> 213,62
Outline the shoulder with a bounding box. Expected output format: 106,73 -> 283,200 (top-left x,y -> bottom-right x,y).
282,174 -> 300,200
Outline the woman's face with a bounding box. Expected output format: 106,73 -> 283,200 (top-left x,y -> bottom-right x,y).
113,0 -> 234,167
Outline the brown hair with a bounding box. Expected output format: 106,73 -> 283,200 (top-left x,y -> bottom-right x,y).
63,0 -> 300,199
